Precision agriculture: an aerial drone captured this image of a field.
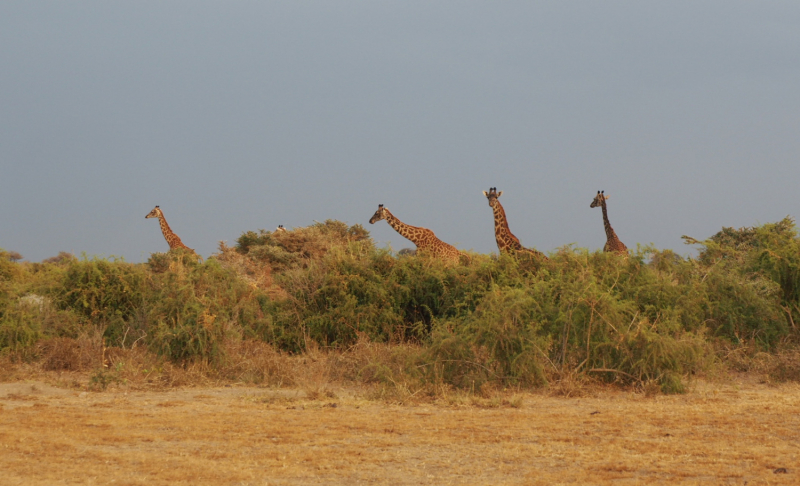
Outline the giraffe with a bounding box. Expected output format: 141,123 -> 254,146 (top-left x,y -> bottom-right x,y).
145,205 -> 200,258
369,204 -> 462,263
482,187 -> 547,260
590,190 -> 628,254
276,225 -> 287,232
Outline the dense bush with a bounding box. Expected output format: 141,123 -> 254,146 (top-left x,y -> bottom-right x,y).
1,217 -> 799,393
686,217 -> 800,338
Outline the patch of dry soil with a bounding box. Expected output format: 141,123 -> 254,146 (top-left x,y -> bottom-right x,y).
1,377 -> 798,485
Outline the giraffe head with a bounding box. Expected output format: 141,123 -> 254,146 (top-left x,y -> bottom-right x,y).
145,205 -> 163,219
369,204 -> 388,224
482,187 -> 504,207
276,225 -> 287,232
590,191 -> 609,208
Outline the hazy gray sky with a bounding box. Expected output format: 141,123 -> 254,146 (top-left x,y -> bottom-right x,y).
2,2 -> 799,262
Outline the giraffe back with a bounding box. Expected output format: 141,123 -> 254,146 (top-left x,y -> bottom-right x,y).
603,239 -> 628,253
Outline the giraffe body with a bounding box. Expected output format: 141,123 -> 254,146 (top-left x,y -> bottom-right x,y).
369,205 -> 462,263
145,206 -> 199,256
590,191 -> 627,254
483,188 -> 547,260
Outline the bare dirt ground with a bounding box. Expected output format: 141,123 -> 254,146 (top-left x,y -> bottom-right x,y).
1,375 -> 798,485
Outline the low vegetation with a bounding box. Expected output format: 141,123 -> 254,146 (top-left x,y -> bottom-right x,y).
2,218 -> 800,397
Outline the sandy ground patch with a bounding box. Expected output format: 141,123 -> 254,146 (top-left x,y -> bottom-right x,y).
0,376 -> 798,485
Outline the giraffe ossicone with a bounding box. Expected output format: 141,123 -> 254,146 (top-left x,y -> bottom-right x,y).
369,204 -> 462,263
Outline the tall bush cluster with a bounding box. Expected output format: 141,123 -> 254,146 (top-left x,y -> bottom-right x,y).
2,218 -> 799,393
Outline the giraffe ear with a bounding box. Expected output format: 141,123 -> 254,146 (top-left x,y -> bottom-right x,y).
604,195 -> 610,200
482,191 -> 488,196
497,191 -> 503,197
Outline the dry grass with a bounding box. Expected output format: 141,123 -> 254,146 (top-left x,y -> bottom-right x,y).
0,335 -> 800,485
215,242 -> 283,297
716,341 -> 800,385
1,338 -> 799,483
0,374 -> 798,485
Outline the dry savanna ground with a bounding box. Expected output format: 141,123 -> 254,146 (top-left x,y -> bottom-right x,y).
0,374 -> 798,485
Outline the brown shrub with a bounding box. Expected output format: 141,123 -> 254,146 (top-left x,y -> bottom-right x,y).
767,348 -> 800,383
215,339 -> 295,386
214,242 -> 281,297
715,340 -> 800,384
41,251 -> 77,265
235,220 -> 373,274
38,336 -> 104,371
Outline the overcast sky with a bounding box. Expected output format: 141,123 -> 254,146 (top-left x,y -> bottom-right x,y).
2,2 -> 799,262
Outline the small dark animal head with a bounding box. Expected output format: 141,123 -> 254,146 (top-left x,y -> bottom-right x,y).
590,191 -> 609,209
369,204 -> 388,224
482,187 -> 503,207
145,206 -> 162,219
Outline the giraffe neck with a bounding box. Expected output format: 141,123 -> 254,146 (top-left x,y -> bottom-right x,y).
384,209 -> 426,247
492,200 -> 511,235
158,214 -> 186,250
601,201 -> 620,243
491,200 -> 522,250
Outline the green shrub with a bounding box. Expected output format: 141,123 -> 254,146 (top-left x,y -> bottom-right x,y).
145,256 -> 265,364
458,286 -> 550,386
684,217 -> 799,347
2,219 -> 799,393
0,307 -> 42,357
58,257 -> 148,345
